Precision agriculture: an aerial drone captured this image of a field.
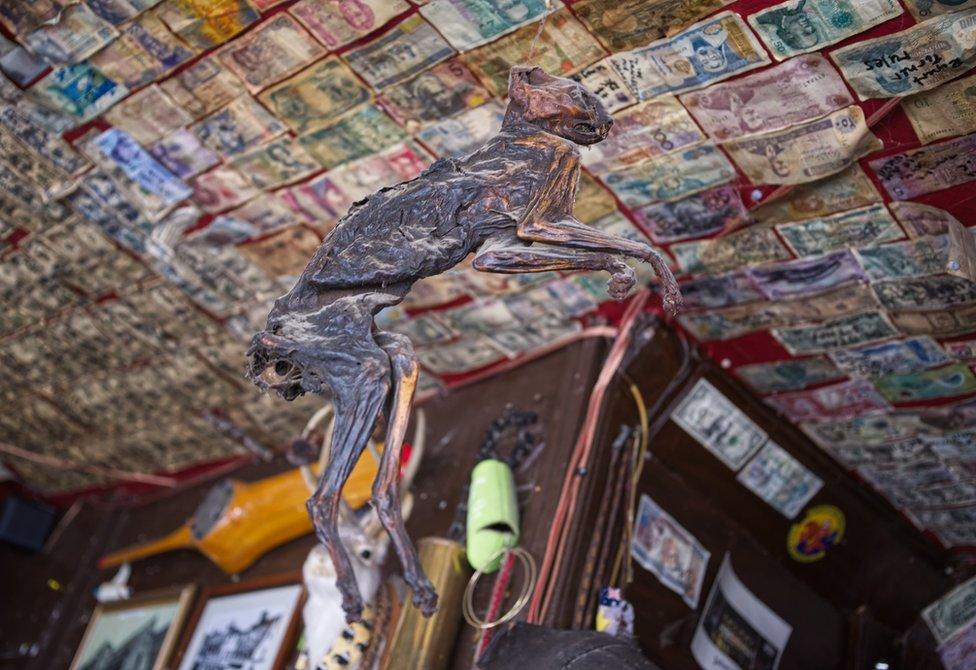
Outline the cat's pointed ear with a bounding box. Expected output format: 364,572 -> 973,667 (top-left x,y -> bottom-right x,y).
508,65 -> 545,105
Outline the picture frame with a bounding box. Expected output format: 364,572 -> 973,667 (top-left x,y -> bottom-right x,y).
69,585 -> 197,670
171,572 -> 305,670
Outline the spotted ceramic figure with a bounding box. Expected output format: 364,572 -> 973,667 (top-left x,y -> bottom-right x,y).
246,65 -> 682,622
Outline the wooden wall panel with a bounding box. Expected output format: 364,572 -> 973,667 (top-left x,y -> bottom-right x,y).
557,323 -> 953,668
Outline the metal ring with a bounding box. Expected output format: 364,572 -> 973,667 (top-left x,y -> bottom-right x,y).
462,547 -> 537,630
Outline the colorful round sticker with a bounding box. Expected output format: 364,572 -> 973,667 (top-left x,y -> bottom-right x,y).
787,505 -> 845,563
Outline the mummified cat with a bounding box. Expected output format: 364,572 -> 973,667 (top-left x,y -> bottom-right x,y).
247,65 -> 682,622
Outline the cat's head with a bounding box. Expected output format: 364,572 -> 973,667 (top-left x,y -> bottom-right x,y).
505,65 -> 613,146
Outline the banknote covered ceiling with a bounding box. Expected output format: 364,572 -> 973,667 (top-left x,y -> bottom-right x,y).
0,0 -> 975,543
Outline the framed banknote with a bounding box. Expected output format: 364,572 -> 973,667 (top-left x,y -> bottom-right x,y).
672,378 -> 767,470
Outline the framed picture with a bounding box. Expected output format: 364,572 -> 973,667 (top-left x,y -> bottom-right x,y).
172,572 -> 304,670
69,585 -> 197,670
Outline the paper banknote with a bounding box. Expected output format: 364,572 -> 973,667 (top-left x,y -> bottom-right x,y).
24,3 -> 117,64
749,0 -> 902,60
859,459 -> 956,499
581,97 -> 704,173
102,85 -> 191,146
679,54 -> 853,141
589,211 -> 656,250
773,311 -> 898,354
906,479 -> 976,511
679,283 -> 879,341
573,0 -> 733,51
747,250 -> 866,300
280,171 -> 355,228
947,216 -> 976,284
766,378 -> 892,422
826,435 -> 931,467
259,57 -> 372,134
92,14 -> 196,88
237,224 -> 320,280
751,165 -> 881,224
0,73 -> 74,132
229,137 -> 319,190
328,141 -> 431,201
946,339 -> 976,361
876,363 -> 976,403
30,61 -> 127,123
160,56 -> 246,120
631,493 -> 710,608
441,299 -> 518,336
205,200 -> 271,241
573,172 -> 618,224
151,129 -> 220,179
873,275 -> 976,312
830,336 -> 950,378
672,378 -> 766,469
776,204 -> 904,257
492,315 -> 583,358
298,104 -> 406,168
856,235 -> 951,281
390,313 -> 458,348
912,505 -> 976,545
632,185 -> 747,244
938,619 -> 976,670
724,105 -> 882,185
462,9 -> 605,96
830,9 -> 976,100
737,441 -> 823,518
416,335 -> 504,375
735,356 -> 844,394
416,100 -> 505,157
420,0 -> 553,51
0,0 -> 62,37
290,0 -> 409,49
344,15 -> 455,90
157,0 -> 260,50
801,413 -> 922,449
93,129 -> 191,207
569,59 -> 637,114
679,271 -> 765,311
193,95 -> 287,158
892,304 -> 976,338
889,201 -> 963,238
224,193 -> 298,237
0,105 -> 89,176
0,32 -> 46,86
927,430 -> 976,461
670,224 -> 790,275
68,169 -> 157,234
0,126 -> 71,202
0,163 -> 56,211
610,12 -> 769,99
378,58 -> 490,129
903,0 -> 976,19
86,0 -> 163,26
216,14 -> 324,93
903,73 -> 976,144
601,144 -> 737,208
869,133 -> 976,199
191,166 -> 260,214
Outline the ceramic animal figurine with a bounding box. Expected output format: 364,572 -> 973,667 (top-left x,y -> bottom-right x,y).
301,523 -> 387,669
247,65 -> 682,622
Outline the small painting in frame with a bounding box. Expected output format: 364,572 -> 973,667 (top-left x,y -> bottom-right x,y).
69,585 -> 197,670
172,572 -> 304,670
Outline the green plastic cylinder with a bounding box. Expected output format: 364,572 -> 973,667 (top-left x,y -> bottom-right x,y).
466,458 -> 520,573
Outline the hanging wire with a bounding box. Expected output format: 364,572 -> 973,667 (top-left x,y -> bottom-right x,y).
526,0 -> 555,62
